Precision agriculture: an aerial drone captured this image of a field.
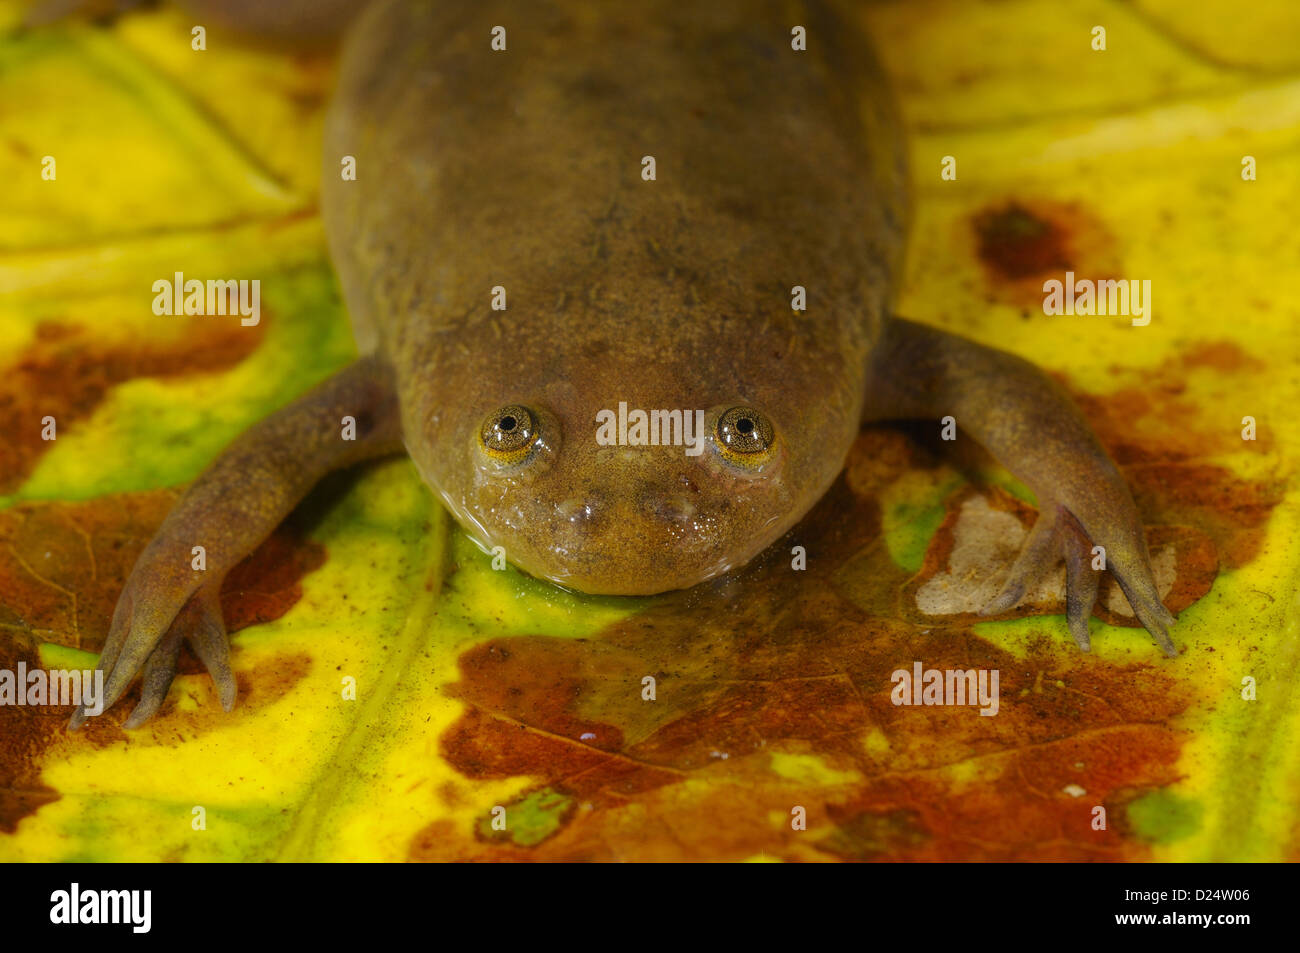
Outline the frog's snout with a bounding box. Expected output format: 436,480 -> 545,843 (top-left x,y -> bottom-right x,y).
519,475 -> 747,594
555,483 -> 697,531
554,496 -> 600,527
456,434 -> 796,596
645,492 -> 697,526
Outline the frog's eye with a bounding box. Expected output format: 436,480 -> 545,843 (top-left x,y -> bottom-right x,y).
478,404 -> 541,465
712,406 -> 776,468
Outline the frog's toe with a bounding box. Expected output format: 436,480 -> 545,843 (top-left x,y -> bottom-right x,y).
69,576 -> 229,730
123,622 -> 185,729
1063,521 -> 1100,652
124,587 -> 233,728
978,501 -> 1177,657
978,510 -> 1061,616
1106,546 -> 1178,657
185,589 -> 237,712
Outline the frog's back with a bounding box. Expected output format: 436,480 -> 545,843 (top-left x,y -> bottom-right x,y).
323,0 -> 908,394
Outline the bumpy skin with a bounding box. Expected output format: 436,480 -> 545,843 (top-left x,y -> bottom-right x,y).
72,0 -> 1174,727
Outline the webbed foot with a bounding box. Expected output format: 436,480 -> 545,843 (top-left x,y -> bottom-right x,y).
980,496 -> 1177,656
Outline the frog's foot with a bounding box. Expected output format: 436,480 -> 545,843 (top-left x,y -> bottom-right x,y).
65,357 -> 400,730
125,586 -> 235,729
70,577 -> 235,730
978,500 -> 1178,656
867,319 -> 1179,657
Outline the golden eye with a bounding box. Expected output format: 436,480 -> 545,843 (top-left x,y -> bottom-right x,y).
479,404 -> 540,464
714,406 -> 775,466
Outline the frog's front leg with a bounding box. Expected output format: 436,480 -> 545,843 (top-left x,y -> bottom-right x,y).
70,355 -> 402,729
865,317 -> 1177,655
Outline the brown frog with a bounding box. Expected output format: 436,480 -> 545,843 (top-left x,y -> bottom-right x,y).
68,0 -> 1177,728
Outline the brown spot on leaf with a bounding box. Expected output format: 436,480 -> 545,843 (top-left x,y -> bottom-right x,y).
0,638 -> 60,833
0,317 -> 264,492
0,489 -> 180,652
816,808 -> 928,861
1180,340 -> 1267,375
971,199 -> 1122,310
974,202 -> 1070,278
219,522 -> 328,638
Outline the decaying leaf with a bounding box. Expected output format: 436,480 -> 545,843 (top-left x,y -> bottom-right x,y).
0,0 -> 1297,861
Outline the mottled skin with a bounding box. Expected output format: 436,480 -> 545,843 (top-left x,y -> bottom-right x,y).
70,0 -> 1175,729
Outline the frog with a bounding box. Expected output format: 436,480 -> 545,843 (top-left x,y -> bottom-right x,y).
68,0 -> 1177,729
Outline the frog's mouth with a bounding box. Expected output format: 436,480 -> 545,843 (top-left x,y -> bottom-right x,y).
436,477 -> 797,596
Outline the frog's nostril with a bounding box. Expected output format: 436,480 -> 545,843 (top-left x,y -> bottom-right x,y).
555,496 -> 600,526
646,494 -> 696,525
631,479 -> 693,525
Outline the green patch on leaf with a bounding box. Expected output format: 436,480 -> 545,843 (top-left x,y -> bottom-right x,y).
478,788 -> 575,848
1126,789 -> 1203,845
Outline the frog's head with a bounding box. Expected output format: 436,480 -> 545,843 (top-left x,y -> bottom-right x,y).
454,401 -> 799,594
402,313 -> 864,596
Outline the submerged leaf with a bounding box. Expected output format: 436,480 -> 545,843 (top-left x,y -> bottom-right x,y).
0,0 -> 1297,861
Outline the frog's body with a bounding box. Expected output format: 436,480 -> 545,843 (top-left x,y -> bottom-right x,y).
71,0 -> 1177,728
324,0 -> 905,593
